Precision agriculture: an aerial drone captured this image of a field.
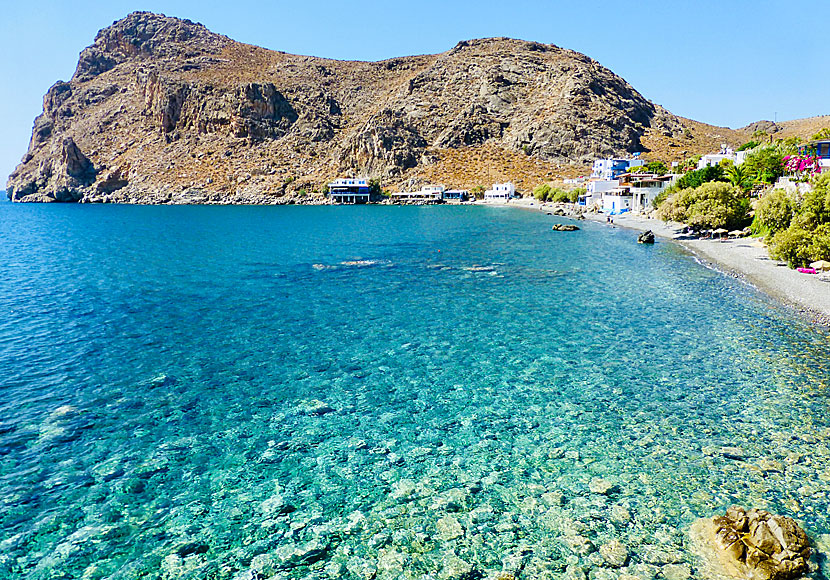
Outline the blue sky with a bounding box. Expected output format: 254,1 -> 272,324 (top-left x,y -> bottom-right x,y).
1,0 -> 827,184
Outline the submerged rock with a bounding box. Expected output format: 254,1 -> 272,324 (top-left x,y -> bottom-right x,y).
588,477 -> 614,495
552,224 -> 580,232
690,506 -> 810,580
599,539 -> 629,567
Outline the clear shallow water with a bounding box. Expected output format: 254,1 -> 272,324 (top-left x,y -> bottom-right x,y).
0,203 -> 829,580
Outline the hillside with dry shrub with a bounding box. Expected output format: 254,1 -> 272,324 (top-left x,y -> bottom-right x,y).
6,12 -> 826,203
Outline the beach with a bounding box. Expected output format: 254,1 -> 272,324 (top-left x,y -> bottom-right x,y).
477,198 -> 830,326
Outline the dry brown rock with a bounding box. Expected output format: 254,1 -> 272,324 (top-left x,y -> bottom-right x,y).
6,11 -> 791,205
690,506 -> 810,580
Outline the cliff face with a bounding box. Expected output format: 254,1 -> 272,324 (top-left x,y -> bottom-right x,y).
7,12 -> 689,203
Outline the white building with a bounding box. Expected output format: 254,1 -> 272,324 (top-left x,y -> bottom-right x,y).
391,185 -> 444,203
601,173 -> 677,214
698,145 -> 741,169
601,188 -> 633,214
580,179 -> 619,207
624,174 -> 677,213
484,182 -> 516,201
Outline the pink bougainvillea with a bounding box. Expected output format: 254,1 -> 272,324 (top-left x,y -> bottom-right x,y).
783,154 -> 822,176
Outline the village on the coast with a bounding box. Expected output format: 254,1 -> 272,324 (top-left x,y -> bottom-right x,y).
326,135 -> 830,219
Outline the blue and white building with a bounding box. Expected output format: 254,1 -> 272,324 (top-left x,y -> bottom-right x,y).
800,139 -> 830,174
590,157 -> 645,180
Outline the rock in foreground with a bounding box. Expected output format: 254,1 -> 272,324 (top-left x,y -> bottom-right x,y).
690,507 -> 810,580
552,224 -> 579,232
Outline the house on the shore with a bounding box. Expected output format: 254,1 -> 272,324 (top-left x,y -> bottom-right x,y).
443,189 -> 469,201
601,173 -> 676,214
580,156 -> 645,207
391,186 -> 445,204
581,179 -> 618,207
484,182 -> 516,201
601,187 -> 632,215
620,173 -> 676,213
328,178 -> 371,204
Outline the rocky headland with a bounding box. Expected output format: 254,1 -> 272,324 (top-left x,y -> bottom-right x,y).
1,11 -> 740,205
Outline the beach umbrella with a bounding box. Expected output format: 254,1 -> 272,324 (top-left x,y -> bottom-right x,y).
713,228 -> 728,234
728,230 -> 744,238
810,260 -> 830,272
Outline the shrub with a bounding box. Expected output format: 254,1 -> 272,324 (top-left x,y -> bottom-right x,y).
652,189 -> 670,209
752,189 -> 794,238
570,187 -> 586,203
812,128 -> 830,141
792,174 -> 830,229
657,182 -> 748,230
737,140 -> 760,152
769,224 -> 830,267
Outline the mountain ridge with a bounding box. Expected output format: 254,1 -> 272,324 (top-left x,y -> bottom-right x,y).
5,12 -> 825,203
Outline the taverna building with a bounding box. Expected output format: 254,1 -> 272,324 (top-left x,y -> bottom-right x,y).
328,178 -> 370,204
484,183 -> 516,201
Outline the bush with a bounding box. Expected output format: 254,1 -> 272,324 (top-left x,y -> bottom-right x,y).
657,182 -> 748,230
752,189 -> 794,238
770,224 -> 830,267
550,189 -> 572,203
812,128 -> 830,141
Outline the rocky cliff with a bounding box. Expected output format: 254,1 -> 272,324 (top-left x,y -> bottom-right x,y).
6,12 -> 716,203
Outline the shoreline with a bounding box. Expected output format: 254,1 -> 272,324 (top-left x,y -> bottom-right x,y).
475,198 -> 830,326
588,212 -> 830,327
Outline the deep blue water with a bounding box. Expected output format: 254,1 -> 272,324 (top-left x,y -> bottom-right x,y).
1,204 -> 829,580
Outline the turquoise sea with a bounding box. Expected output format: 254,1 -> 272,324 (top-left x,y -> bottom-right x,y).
1,203 -> 829,580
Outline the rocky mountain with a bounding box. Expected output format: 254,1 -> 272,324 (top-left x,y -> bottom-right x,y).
4,12 -> 811,204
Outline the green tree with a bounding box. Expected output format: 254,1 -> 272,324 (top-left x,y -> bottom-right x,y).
533,183 -> 552,202
812,128 -> 830,141
726,164 -> 754,192
674,164 -> 727,190
770,224 -> 830,267
737,140 -> 760,152
368,178 -> 382,197
646,161 -> 669,175
741,147 -> 785,184
471,185 -> 486,200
